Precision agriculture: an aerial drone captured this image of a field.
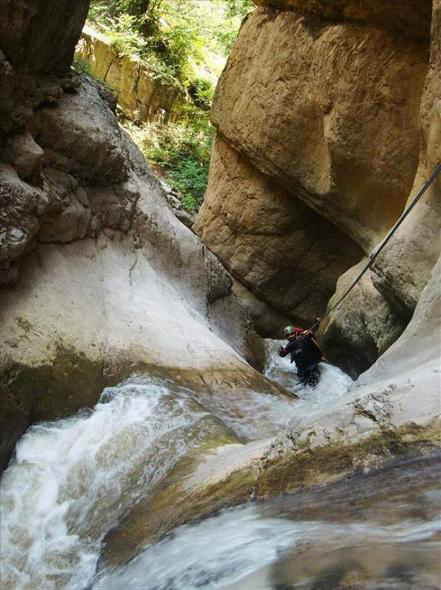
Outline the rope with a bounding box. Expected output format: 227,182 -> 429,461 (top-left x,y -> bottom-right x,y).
310,161 -> 441,332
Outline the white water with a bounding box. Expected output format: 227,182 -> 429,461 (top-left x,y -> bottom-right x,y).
0,380 -> 223,590
0,349 -> 356,590
264,338 -> 353,404
92,503 -> 441,590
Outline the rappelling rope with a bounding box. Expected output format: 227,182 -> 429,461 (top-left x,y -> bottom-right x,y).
310,161 -> 441,332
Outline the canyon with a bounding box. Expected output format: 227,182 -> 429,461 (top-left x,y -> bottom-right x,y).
0,0 -> 439,589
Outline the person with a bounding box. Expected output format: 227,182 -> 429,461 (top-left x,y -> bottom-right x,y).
279,324 -> 323,386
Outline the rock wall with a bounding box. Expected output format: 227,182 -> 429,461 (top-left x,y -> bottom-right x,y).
98,254 -> 441,566
0,0 -> 440,568
76,25 -> 186,123
320,0 -> 441,374
253,0 -> 432,41
195,0 -> 438,373
0,0 -> 272,472
196,135 -> 362,329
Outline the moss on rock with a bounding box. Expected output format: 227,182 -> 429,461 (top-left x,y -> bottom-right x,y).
0,347 -> 106,471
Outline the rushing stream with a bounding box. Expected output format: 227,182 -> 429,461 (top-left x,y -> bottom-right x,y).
1,343 -> 439,590
93,454 -> 441,590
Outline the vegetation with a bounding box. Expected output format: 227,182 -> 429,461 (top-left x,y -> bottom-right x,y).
86,0 -> 253,212
124,112 -> 213,212
73,55 -> 113,92
88,1 -> 252,82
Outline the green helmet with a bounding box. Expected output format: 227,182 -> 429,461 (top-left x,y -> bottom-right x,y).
284,325 -> 295,337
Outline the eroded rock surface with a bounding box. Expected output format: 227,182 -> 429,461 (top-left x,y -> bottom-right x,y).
0,1 -> 271,472
195,0 -> 439,375
321,0 -> 441,373
100,251 -> 441,567
195,136 -> 362,324
252,0 -> 432,41
208,8 -> 427,252
0,2 -> 440,582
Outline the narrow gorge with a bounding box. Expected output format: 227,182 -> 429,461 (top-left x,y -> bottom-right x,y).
0,1 -> 440,589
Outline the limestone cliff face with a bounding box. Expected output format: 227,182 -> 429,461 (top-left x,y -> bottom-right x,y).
253,0 -> 432,41
76,26 -> 186,124
207,9 -> 427,252
321,0 -> 441,374
196,135 -> 362,329
0,0 -> 268,472
195,0 -> 439,373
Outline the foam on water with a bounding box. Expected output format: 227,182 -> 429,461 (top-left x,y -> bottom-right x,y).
264,338 -> 353,405
0,380 -> 216,590
92,503 -> 441,590
0,369 -> 304,590
0,349 -> 370,590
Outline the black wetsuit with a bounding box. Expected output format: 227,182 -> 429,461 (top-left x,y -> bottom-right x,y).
279,333 -> 322,376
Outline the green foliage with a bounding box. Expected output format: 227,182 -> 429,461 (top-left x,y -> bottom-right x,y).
88,0 -> 253,87
87,0 -> 254,211
124,113 -> 213,212
73,55 -> 94,77
189,78 -> 215,110
73,56 -> 113,92
106,14 -> 147,57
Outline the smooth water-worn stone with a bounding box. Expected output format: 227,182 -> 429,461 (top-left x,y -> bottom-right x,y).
196,0 -> 439,373
206,8 -> 427,252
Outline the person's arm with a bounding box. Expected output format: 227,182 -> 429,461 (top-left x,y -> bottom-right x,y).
279,339 -> 300,357
278,345 -> 289,357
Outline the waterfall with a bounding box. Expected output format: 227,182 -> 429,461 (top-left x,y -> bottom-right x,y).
92,506 -> 441,590
2,358 -> 349,590
3,347 -> 437,590
92,455 -> 441,590
1,380 -> 222,589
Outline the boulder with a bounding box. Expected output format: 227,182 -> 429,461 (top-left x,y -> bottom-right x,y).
195,136 -> 362,327
36,79 -> 130,185
0,76 -> 280,473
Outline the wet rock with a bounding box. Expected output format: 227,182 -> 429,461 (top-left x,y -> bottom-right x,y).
0,216 -> 275,470
231,279 -> 292,339
0,347 -> 105,473
195,1 -> 433,362
319,260 -> 407,377
256,256 -> 441,495
0,0 -> 273,476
